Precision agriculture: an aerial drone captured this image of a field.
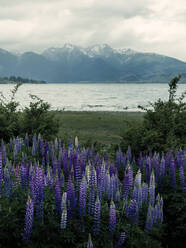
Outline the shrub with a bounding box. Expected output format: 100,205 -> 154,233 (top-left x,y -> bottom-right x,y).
0,84 -> 59,142
21,94 -> 59,140
121,75 -> 186,154
0,83 -> 22,142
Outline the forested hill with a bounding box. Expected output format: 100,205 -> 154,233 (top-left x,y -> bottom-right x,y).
0,45 -> 186,83
0,76 -> 46,84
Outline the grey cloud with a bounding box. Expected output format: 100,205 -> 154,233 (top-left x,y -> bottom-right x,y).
0,0 -> 185,61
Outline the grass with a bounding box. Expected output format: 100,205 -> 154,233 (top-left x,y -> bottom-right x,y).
54,111 -> 144,147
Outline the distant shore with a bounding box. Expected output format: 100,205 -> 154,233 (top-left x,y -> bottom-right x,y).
0,76 -> 46,84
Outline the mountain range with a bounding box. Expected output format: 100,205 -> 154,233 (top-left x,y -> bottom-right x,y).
0,44 -> 186,83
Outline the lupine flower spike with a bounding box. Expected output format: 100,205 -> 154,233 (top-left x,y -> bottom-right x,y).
23,196 -> 34,243
87,233 -> 94,248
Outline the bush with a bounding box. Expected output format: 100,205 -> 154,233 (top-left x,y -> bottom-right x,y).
21,94 -> 59,140
0,84 -> 59,142
0,83 -> 22,142
121,75 -> 186,154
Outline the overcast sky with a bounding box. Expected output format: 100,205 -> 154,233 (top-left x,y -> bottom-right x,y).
0,0 -> 186,61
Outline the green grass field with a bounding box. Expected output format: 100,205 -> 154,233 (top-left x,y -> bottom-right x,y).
54,111 -> 144,146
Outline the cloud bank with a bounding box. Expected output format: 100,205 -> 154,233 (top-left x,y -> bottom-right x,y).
0,0 -> 186,61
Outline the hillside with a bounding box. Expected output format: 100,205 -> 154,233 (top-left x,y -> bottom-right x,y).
0,44 -> 186,83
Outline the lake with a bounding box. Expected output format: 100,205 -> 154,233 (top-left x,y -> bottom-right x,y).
0,83 -> 186,111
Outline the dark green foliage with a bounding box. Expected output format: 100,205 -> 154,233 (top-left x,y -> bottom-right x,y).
0,75 -> 46,84
21,95 -> 59,140
121,75 -> 186,154
0,83 -> 22,141
0,84 -> 59,141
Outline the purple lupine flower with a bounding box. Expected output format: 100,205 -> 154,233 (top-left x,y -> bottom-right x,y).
88,186 -> 95,216
60,205 -> 67,229
4,168 -> 12,197
61,192 -> 67,213
79,176 -> 87,217
179,165 -> 185,187
159,157 -> 165,183
123,167 -> 130,199
170,160 -> 176,189
55,179 -> 61,214
114,232 -> 126,248
116,148 -> 125,168
74,156 -> 82,188
1,142 -> 6,166
23,196 -> 34,243
127,146 -> 132,163
132,185 -> 142,209
145,204 -> 153,231
93,196 -> 101,235
149,171 -> 155,207
155,194 -> 163,224
105,171 -> 111,200
110,174 -> 115,200
0,152 -> 3,196
98,163 -> 106,200
67,175 -> 76,211
32,143 -> 36,157
87,233 -> 94,248
142,183 -> 148,204
128,164 -> 133,188
89,164 -> 96,187
115,190 -> 121,202
145,157 -> 152,184
134,169 -> 141,188
109,201 -> 117,233
20,165 -> 28,188
127,199 -> 138,225
25,133 -> 29,147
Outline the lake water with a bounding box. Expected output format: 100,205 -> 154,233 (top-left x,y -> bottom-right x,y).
0,83 -> 186,112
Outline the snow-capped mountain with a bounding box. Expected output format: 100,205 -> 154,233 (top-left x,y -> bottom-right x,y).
0,44 -> 186,83
42,43 -> 138,60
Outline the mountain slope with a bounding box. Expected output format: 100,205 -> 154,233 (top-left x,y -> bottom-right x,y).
0,44 -> 186,83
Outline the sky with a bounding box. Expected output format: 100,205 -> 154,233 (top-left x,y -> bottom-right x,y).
0,0 -> 186,61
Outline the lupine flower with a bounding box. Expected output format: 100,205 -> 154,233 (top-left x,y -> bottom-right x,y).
93,196 -> 101,235
67,175 -> 76,211
1,142 -> 6,166
142,183 -> 148,204
116,148 -> 126,168
179,165 -> 185,187
4,168 -> 12,197
88,186 -> 95,216
79,176 -> 87,217
61,192 -> 67,213
75,136 -> 79,148
23,196 -> 34,242
145,204 -> 153,231
109,201 -> 116,233
115,190 -> 120,202
134,169 -> 141,187
123,166 -> 131,199
74,157 -> 82,188
170,160 -> 176,189
127,199 -> 138,225
114,232 -> 126,248
60,206 -> 67,229
55,179 -> 61,214
87,233 -> 94,248
149,171 -> 155,206
127,146 -> 132,163
0,152 -> 3,196
25,133 -> 29,147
